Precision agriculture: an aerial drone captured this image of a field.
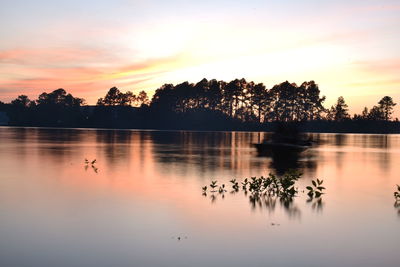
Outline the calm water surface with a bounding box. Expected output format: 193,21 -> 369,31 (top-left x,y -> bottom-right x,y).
0,127 -> 399,267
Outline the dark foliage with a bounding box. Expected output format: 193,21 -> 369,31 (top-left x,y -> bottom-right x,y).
1,79 -> 398,133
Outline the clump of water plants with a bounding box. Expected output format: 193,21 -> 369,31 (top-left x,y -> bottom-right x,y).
241,178 -> 249,190
394,185 -> 400,216
203,170 -> 308,200
230,179 -> 239,191
306,178 -> 325,198
84,158 -> 98,173
241,171 -> 301,201
202,171 -> 327,217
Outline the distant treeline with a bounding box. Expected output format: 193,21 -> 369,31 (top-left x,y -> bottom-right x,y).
0,78 -> 399,133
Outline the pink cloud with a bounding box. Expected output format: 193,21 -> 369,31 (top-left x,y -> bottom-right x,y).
0,48 -> 104,65
351,4 -> 400,13
351,59 -> 400,76
0,47 -> 182,103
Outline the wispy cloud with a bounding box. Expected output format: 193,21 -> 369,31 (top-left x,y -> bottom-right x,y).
0,48 -> 104,66
351,59 -> 400,75
0,46 -> 186,102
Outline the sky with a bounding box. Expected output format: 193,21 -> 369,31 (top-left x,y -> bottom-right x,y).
0,0 -> 399,115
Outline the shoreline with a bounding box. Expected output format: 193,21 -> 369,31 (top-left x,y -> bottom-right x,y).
2,125 -> 400,135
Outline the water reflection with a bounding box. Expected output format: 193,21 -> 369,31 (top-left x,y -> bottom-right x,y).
249,193 -> 302,219
267,149 -> 317,175
254,142 -> 318,175
7,129 -> 320,176
307,197 -> 324,213
394,201 -> 400,217
1,128 -> 397,186
203,188 -> 328,220
1,127 -> 400,267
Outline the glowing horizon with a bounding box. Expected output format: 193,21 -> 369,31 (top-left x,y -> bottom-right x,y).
0,0 -> 399,115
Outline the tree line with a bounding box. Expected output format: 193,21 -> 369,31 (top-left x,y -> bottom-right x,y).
0,78 -> 398,132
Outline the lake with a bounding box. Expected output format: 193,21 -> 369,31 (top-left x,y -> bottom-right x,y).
0,127 -> 399,267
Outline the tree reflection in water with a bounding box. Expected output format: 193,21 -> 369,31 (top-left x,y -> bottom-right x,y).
254,142 -> 317,175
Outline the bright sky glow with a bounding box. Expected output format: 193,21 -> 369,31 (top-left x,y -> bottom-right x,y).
0,0 -> 399,114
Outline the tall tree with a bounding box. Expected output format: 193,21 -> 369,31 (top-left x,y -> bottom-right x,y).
330,96 -> 349,121
125,91 -> 136,106
37,89 -> 84,107
98,87 -> 124,106
301,81 -> 325,120
251,83 -> 267,123
361,107 -> 369,119
11,95 -> 33,108
137,91 -> 150,107
207,79 -> 224,111
368,106 -> 385,120
378,96 -> 396,121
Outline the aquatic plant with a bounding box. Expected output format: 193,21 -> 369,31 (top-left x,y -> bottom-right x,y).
241,178 -> 249,190
230,179 -> 239,191
210,181 -> 218,192
394,185 -> 400,201
85,158 -> 97,166
218,184 -> 226,193
85,158 -> 95,164
306,179 -> 325,198
84,158 -> 99,173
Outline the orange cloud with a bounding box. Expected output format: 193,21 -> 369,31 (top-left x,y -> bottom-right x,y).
0,47 -> 186,103
346,79 -> 400,88
0,48 -> 103,65
351,59 -> 400,75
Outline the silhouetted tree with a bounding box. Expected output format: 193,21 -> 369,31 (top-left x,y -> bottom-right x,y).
3,77 -> 399,132
270,81 -> 298,121
135,91 -> 148,106
361,107 -> 369,119
378,96 -> 396,121
300,81 -> 326,120
251,83 -> 268,123
368,106 -> 385,120
151,83 -> 176,111
36,89 -> 84,107
98,87 -> 123,106
125,91 -> 136,106
206,79 -> 224,111
328,96 -> 349,121
11,95 -> 34,108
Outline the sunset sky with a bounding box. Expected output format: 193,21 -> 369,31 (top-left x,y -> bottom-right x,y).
0,0 -> 399,114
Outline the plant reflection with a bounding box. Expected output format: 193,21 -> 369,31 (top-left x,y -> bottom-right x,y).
202,172 -> 327,219
249,193 -> 301,219
394,185 -> 400,216
307,197 -> 324,213
394,202 -> 400,217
